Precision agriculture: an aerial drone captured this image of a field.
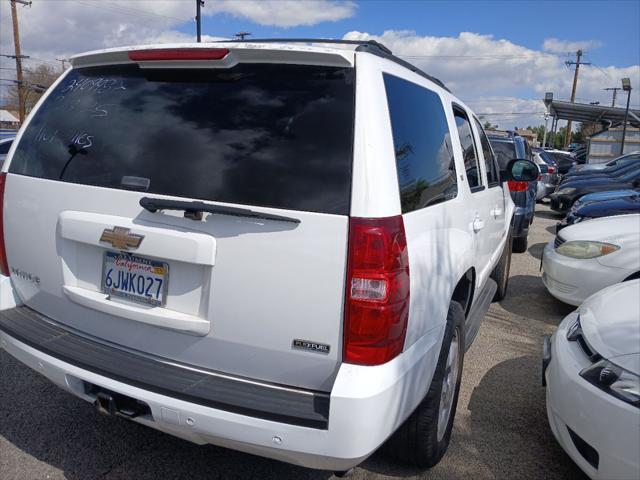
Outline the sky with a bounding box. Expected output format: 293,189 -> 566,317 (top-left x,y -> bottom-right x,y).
1,0 -> 639,129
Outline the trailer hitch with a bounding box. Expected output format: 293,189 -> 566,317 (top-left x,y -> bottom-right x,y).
93,389 -> 150,419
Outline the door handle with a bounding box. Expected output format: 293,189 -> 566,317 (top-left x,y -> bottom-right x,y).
491,206 -> 503,218
473,216 -> 485,233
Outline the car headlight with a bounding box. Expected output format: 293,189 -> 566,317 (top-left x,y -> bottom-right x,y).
555,240 -> 619,259
580,359 -> 640,408
557,187 -> 576,195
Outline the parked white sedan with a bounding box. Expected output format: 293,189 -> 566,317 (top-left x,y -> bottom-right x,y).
542,214 -> 640,306
544,280 -> 640,480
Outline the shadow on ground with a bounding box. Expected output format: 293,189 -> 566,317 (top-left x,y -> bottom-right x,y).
499,275 -> 574,326
535,210 -> 564,221
528,242 -> 547,260
466,356 -> 587,480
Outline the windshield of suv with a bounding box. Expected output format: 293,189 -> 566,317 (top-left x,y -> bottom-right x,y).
9,63 -> 355,215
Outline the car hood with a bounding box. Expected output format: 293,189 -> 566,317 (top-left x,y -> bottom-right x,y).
577,196 -> 640,218
579,280 -> 640,373
559,177 -> 631,189
558,213 -> 640,244
577,189 -> 639,205
563,171 -> 622,181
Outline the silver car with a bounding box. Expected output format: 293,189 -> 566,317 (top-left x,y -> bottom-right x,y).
533,149 -> 559,200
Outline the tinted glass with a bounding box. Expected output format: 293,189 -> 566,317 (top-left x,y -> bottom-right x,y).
453,109 -> 481,189
383,74 -> 457,213
473,119 -> 500,186
10,64 -> 355,215
0,141 -> 11,154
488,138 -> 516,170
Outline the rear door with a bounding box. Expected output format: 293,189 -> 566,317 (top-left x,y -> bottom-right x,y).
3,57 -> 356,391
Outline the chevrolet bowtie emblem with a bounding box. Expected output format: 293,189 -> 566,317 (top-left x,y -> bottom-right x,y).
99,227 -> 144,250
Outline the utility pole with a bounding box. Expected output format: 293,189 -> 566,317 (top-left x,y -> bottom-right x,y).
10,0 -> 32,123
56,58 -> 68,74
195,0 -> 204,42
620,78 -> 632,155
604,87 -> 622,107
564,50 -> 591,147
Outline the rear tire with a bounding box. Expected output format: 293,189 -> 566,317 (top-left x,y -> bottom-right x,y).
491,231 -> 512,301
512,234 -> 528,253
384,302 -> 465,467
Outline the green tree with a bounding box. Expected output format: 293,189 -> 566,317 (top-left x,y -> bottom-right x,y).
483,121 -> 498,131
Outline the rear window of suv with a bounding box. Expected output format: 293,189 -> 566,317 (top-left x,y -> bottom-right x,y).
9,63 -> 355,215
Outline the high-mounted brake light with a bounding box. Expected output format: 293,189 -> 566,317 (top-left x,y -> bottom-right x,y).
0,173 -> 10,276
507,180 -> 529,192
128,48 -> 230,62
344,216 -> 410,366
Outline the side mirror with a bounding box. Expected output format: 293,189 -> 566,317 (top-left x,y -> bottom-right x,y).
502,159 -> 538,182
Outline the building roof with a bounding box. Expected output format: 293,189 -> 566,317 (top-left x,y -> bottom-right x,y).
549,100 -> 640,127
0,109 -> 19,123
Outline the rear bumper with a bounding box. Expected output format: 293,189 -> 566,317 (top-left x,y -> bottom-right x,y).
0,306 -> 444,471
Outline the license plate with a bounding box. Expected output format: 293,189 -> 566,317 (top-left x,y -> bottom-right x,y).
102,252 -> 169,307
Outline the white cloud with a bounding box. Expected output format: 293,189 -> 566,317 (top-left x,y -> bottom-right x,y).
208,0 -> 357,28
344,30 -> 639,128
542,38 -> 602,54
0,0 -> 356,62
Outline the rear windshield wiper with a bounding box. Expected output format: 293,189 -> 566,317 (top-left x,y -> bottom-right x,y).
139,197 -> 300,224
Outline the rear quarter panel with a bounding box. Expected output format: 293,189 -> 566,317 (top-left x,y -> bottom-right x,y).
352,53 -> 479,349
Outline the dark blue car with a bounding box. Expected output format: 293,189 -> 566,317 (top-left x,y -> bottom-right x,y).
557,194 -> 640,231
488,132 -> 536,252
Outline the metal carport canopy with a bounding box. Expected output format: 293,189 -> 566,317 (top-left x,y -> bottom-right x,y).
548,100 -> 640,127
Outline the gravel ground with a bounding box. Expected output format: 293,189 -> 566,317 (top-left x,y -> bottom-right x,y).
0,203 -> 588,480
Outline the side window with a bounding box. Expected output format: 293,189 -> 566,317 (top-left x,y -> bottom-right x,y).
383,73 -> 458,213
453,107 -> 483,191
473,118 -> 500,187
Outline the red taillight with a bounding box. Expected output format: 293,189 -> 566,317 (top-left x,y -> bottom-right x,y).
507,180 -> 529,192
548,166 -> 556,174
0,173 -> 9,276
344,216 -> 410,366
128,48 -> 230,62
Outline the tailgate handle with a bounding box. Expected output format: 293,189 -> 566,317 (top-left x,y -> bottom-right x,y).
140,197 -> 300,224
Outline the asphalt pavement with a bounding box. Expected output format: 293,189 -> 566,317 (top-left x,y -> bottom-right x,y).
0,202 -> 589,480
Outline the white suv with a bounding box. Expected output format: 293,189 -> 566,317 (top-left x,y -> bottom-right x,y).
0,40 -> 536,473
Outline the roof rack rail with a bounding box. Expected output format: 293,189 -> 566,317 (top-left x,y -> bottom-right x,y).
214,38 -> 450,92
217,38 -> 392,55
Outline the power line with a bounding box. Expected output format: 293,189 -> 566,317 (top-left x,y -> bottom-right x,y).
475,112 -> 546,116
397,53 -> 559,60
73,0 -> 189,23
